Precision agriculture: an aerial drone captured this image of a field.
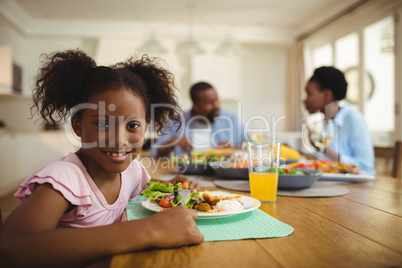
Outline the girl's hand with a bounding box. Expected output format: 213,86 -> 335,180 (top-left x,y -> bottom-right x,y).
145,207 -> 204,248
168,175 -> 201,192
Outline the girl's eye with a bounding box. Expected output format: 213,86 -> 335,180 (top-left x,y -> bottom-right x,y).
127,122 -> 140,129
98,122 -> 109,128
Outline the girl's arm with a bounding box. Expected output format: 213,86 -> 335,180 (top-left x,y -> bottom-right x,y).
0,184 -> 203,268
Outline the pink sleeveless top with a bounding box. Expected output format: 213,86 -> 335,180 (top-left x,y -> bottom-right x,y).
15,152 -> 151,228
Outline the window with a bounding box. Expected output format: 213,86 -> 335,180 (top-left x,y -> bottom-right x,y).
335,33 -> 359,108
303,14 -> 396,145
312,44 -> 332,68
363,17 -> 394,132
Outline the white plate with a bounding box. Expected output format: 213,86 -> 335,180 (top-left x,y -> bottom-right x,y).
319,172 -> 377,182
141,192 -> 261,220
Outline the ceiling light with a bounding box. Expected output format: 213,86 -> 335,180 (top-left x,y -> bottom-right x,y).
138,35 -> 167,54
178,0 -> 204,56
214,39 -> 239,56
180,40 -> 205,55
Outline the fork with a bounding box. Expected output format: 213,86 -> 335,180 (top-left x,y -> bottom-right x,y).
177,187 -> 191,207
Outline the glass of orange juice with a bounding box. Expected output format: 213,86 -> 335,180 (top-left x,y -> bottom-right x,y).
247,142 -> 281,202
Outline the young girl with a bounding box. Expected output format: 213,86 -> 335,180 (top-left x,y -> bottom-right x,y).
0,50 -> 204,268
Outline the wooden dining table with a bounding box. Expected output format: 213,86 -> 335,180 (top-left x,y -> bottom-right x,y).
111,158 -> 402,268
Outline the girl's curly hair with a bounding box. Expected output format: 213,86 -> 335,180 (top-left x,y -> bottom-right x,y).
31,49 -> 182,134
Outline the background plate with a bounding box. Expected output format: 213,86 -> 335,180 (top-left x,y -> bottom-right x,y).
281,158 -> 300,164
214,170 -> 322,191
209,162 -> 248,180
319,172 -> 377,182
213,180 -> 348,197
210,159 -> 302,180
176,162 -> 215,175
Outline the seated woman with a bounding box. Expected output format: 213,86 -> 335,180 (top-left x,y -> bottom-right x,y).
303,66 -> 375,174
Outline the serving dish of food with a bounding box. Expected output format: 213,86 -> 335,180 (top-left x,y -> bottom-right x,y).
209,161 -> 249,180
214,168 -> 321,191
278,144 -> 302,164
288,161 -> 376,182
209,145 -> 302,179
141,182 -> 260,219
277,168 -> 322,190
288,160 -> 359,174
171,150 -> 228,175
213,167 -> 322,191
175,162 -> 215,175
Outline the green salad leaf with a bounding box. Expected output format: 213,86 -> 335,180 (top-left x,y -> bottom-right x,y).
141,181 -> 200,208
278,168 -> 309,175
140,189 -> 169,199
146,181 -> 176,193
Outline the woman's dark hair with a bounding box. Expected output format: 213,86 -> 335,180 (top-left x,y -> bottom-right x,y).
308,66 -> 348,101
31,49 -> 181,134
190,81 -> 214,103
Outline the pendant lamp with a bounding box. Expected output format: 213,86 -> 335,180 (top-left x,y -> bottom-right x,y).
179,0 -> 204,55
138,33 -> 167,54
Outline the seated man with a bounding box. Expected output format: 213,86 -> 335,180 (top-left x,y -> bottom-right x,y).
151,81 -> 245,157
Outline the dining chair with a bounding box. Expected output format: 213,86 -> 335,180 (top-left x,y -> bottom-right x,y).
374,140 -> 402,179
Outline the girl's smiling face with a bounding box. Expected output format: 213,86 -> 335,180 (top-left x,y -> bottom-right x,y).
73,88 -> 146,176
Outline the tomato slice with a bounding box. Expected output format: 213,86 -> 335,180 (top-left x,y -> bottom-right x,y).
159,198 -> 172,208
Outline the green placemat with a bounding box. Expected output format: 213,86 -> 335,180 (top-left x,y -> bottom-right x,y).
127,195 -> 294,242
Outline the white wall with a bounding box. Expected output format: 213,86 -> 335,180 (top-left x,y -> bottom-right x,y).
0,131 -> 79,197
94,37 -> 289,126
0,26 -> 290,134
0,26 -> 83,131
240,43 -> 288,132
0,27 -> 82,196
95,37 -> 188,107
22,37 -> 83,95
